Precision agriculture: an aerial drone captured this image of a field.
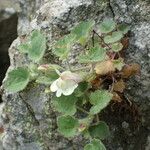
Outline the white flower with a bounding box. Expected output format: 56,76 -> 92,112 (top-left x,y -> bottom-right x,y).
50,71 -> 82,97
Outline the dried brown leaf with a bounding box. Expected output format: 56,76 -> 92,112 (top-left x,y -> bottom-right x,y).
112,92 -> 122,102
91,77 -> 103,89
95,60 -> 115,75
113,79 -> 125,93
122,63 -> 140,78
121,37 -> 129,50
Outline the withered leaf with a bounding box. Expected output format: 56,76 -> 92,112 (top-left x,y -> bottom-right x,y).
95,60 -> 115,75
112,92 -> 122,102
113,79 -> 125,93
91,77 -> 103,89
121,37 -> 129,50
122,63 -> 140,78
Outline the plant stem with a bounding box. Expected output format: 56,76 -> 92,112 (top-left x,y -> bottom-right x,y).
77,106 -> 90,115
93,30 -> 111,50
96,114 -> 100,123
90,63 -> 95,73
111,75 -> 115,92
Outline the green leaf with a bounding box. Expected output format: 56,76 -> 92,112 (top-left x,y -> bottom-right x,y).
99,19 -> 116,33
28,64 -> 39,79
53,34 -> 76,60
90,105 -> 101,115
78,82 -> 89,92
78,46 -> 106,63
118,24 -> 130,34
111,42 -> 123,52
89,121 -> 110,139
36,71 -> 59,85
53,95 -> 77,115
113,58 -> 125,71
89,90 -> 113,114
74,82 -> 88,97
72,20 -> 95,45
28,30 -> 46,62
18,43 -> 30,53
4,67 -> 30,93
104,31 -> 123,44
84,139 -> 106,150
57,115 -> 79,137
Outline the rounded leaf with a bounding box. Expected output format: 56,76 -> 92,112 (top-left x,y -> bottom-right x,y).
71,20 -> 95,45
4,67 -> 30,93
94,60 -> 115,75
53,95 -> 77,115
89,90 -> 113,114
89,121 -> 110,139
78,46 -> 106,63
53,34 -> 76,60
99,19 -> 116,33
118,24 -> 130,34
29,30 -> 46,62
57,115 -> 79,137
104,31 -> 123,44
111,42 -> 123,52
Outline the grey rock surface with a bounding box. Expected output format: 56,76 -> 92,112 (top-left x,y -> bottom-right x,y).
0,0 -> 18,87
0,0 -> 150,150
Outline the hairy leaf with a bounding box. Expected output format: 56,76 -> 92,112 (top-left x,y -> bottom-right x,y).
84,139 -> 106,150
111,42 -> 123,52
89,90 -> 113,114
18,43 -> 30,53
99,19 -> 116,33
89,121 -> 110,139
28,30 -> 46,62
118,24 -> 130,34
28,64 -> 39,79
36,71 -> 58,85
53,95 -> 77,115
74,82 -> 88,97
18,30 -> 46,62
79,46 -> 106,63
72,20 -> 95,45
57,115 -> 79,137
104,31 -> 123,44
4,67 -> 30,93
53,34 -> 75,60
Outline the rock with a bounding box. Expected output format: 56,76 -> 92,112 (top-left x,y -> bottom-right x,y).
0,0 -> 18,105
1,0 -> 111,149
0,0 -> 150,149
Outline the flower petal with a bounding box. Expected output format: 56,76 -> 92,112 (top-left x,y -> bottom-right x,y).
50,80 -> 58,92
62,80 -> 78,96
60,71 -> 82,83
56,90 -> 62,97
